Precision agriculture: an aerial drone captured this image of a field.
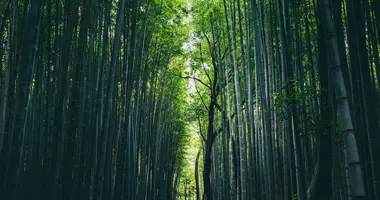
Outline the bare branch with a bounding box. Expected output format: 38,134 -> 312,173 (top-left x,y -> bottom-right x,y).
180,75 -> 212,90
198,42 -> 212,85
195,84 -> 209,111
213,101 -> 222,112
198,118 -> 207,142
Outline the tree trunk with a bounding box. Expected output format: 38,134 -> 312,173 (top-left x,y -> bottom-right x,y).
318,0 -> 366,198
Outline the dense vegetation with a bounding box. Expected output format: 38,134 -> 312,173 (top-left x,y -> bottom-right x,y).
0,0 -> 379,199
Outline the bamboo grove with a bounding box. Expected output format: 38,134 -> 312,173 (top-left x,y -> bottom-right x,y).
1,0 -> 380,199
185,0 -> 380,199
0,0 -> 190,199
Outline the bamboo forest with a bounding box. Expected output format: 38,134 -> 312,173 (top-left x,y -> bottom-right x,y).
2,0 -> 380,199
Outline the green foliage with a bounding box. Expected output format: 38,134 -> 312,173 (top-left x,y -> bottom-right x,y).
271,78 -> 323,136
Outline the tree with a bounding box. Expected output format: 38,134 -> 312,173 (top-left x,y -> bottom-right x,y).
318,0 -> 366,198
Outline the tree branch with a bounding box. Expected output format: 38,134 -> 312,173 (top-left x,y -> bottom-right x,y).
180,75 -> 212,90
198,42 -> 212,86
198,118 -> 206,142
213,101 -> 222,112
195,84 -> 208,112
